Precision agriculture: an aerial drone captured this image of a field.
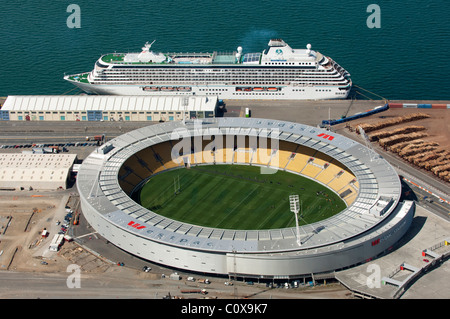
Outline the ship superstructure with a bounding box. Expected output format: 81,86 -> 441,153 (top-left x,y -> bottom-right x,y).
65,39 -> 352,100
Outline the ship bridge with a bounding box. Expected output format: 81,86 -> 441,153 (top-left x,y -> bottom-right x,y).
262,39 -> 320,65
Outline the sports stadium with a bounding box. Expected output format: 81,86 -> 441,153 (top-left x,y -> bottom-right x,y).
77,117 -> 415,279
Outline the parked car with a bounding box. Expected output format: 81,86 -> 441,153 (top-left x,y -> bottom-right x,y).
142,266 -> 151,272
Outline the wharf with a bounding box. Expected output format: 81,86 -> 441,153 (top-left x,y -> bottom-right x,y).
222,99 -> 450,126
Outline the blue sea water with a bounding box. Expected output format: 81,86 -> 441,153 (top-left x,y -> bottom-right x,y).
0,0 -> 449,100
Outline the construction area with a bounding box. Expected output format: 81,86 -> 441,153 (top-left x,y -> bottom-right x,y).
0,193 -> 96,273
344,108 -> 450,183
0,193 -> 70,272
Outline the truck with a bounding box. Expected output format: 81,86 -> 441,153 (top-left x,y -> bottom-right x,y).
41,228 -> 48,238
180,289 -> 207,295
49,234 -> 65,251
170,273 -> 181,280
72,212 -> 80,225
86,134 -> 105,142
197,278 -> 210,284
32,147 -> 58,154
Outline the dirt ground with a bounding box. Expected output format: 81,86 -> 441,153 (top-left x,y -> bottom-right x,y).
0,192 -> 72,272
0,191 -> 115,274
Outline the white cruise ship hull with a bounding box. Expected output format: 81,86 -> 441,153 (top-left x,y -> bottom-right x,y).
69,80 -> 350,100
66,39 -> 353,100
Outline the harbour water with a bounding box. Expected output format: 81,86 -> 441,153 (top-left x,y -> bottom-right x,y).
0,0 -> 449,100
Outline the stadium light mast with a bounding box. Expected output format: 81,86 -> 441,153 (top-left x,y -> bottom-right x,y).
289,195 -> 301,246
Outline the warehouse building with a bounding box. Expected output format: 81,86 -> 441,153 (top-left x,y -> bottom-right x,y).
0,153 -> 77,190
0,95 -> 218,122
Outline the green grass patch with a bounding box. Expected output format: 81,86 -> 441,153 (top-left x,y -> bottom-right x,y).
138,165 -> 346,230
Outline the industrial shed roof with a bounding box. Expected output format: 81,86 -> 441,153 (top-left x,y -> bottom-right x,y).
2,95 -> 217,112
0,153 -> 77,190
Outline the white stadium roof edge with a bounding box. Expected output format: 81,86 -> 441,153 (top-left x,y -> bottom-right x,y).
77,117 -> 415,278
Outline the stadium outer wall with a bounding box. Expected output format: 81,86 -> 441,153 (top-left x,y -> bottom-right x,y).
77,117 -> 415,279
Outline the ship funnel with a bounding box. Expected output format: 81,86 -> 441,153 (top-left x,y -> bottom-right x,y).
236,46 -> 243,63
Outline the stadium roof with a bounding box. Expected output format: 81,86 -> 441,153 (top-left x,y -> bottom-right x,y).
77,117 -> 402,254
2,95 -> 217,112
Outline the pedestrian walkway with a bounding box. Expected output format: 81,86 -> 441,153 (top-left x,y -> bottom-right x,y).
334,205 -> 450,299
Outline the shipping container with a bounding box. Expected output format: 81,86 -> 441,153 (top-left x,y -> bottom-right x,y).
430,104 -> 447,109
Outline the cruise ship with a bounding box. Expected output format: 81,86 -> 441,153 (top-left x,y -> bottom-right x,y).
64,39 -> 352,100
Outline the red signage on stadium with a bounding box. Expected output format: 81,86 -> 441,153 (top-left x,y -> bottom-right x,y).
128,221 -> 146,230
317,133 -> 335,141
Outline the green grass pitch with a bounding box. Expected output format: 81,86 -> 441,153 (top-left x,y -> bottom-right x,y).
138,164 -> 347,230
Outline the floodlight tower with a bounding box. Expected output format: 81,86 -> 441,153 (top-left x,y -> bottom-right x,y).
289,195 -> 301,246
